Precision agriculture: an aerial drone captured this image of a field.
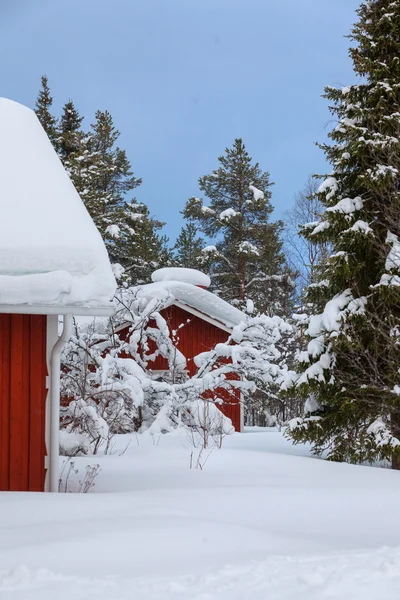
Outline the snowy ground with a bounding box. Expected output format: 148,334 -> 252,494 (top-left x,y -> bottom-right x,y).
1,427 -> 400,599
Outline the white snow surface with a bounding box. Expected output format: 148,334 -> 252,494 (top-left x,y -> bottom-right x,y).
307,290 -> 353,337
136,280 -> 246,329
2,428 -> 400,599
219,208 -> 240,220
318,176 -> 338,200
0,98 -> 116,308
248,184 -> 264,201
201,245 -> 217,253
152,267 -> 211,288
326,196 -> 364,215
386,231 -> 400,270
310,220 -> 330,235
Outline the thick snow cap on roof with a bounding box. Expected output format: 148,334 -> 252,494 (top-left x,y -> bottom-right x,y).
152,267 -> 211,288
138,280 -> 246,330
0,98 -> 116,312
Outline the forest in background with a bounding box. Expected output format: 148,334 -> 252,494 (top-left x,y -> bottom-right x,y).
35,0 -> 400,469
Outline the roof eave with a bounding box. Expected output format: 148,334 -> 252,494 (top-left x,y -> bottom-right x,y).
0,304 -> 115,317
173,300 -> 234,333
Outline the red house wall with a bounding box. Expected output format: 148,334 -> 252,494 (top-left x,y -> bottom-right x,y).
122,305 -> 242,431
0,314 -> 47,492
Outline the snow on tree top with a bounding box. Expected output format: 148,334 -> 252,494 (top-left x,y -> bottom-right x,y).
0,98 -> 116,311
152,267 -> 211,288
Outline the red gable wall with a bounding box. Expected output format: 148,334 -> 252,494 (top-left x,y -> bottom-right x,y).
122,304 -> 242,431
149,305 -> 228,375
0,314 -> 47,491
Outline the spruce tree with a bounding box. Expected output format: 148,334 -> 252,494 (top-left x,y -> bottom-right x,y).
34,75 -> 58,149
33,85 -> 147,272
57,100 -> 94,203
84,110 -> 142,263
288,0 -> 400,467
184,138 -> 293,314
115,201 -> 171,284
58,100 -> 84,163
173,219 -> 204,269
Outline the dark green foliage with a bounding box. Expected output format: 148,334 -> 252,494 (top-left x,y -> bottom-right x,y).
184,138 -> 294,315
58,100 -> 84,163
173,220 -> 204,269
34,75 -> 58,149
82,110 -> 142,262
114,201 -> 171,284
288,0 -> 400,466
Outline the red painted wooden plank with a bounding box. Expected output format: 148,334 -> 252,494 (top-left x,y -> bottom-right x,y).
0,314 -> 47,492
0,315 -> 4,489
19,315 -> 31,489
41,315 -> 47,490
29,315 -> 47,491
0,315 -> 11,490
9,315 -> 24,490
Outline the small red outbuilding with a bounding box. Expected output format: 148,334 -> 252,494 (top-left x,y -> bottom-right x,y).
118,267 -> 245,432
0,98 -> 115,492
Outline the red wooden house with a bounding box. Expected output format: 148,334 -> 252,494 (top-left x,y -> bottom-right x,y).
117,268 -> 245,432
0,98 -> 115,492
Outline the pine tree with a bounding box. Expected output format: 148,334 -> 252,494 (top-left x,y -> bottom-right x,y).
115,201 -> 171,284
34,75 -> 58,149
184,138 -> 293,314
173,219 -> 204,268
288,0 -> 400,467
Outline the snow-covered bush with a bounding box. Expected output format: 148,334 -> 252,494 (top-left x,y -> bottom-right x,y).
59,430 -> 90,457
184,399 -> 234,448
61,287 -> 293,452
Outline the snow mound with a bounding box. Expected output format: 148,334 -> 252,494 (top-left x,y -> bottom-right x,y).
0,98 -> 116,310
152,267 -> 211,288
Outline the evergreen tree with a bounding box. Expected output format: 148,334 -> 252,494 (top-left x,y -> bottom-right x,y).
184,138 -> 293,315
115,201 -> 171,284
84,110 -> 142,263
58,100 -> 84,163
173,219 -> 204,268
57,100 -> 95,205
287,0 -> 400,467
33,84 -> 148,272
34,75 -> 58,149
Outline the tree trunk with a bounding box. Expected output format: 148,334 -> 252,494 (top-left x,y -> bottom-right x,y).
238,256 -> 245,301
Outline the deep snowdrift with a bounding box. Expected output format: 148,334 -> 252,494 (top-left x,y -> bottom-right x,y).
1,429 -> 400,599
0,98 -> 115,308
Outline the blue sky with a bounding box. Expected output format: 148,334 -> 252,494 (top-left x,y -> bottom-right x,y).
1,0 -> 361,242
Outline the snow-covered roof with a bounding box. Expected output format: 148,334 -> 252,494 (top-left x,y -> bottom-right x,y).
136,280 -> 246,330
152,267 -> 211,288
0,98 -> 116,314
